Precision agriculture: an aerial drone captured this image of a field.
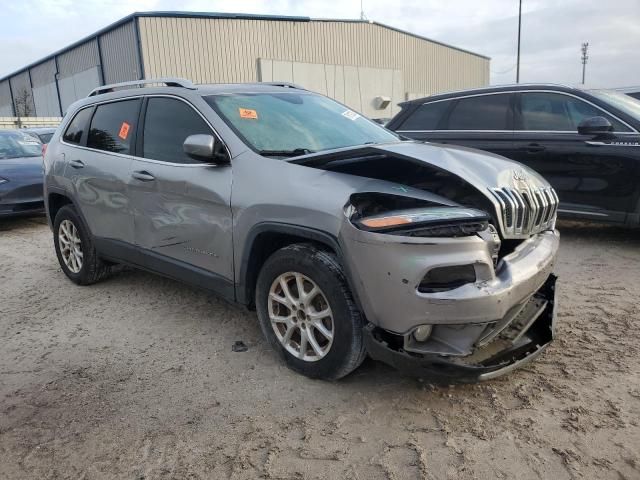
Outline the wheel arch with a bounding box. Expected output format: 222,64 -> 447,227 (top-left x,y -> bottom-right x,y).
46,188 -> 92,235
236,223 -> 360,310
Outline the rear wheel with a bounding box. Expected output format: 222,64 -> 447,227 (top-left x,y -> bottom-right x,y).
256,243 -> 366,380
53,205 -> 112,285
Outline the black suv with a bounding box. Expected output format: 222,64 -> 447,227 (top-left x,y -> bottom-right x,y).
387,84 -> 640,225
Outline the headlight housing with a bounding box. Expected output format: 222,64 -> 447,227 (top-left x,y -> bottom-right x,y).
353,206 -> 490,237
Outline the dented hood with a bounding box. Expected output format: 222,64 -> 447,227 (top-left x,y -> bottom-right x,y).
292,141 -> 550,192
381,141 -> 549,190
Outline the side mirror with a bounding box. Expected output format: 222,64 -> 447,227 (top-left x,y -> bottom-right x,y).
577,116 -> 613,136
183,134 -> 229,164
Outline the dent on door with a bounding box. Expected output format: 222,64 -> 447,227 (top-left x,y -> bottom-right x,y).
132,163 -> 234,280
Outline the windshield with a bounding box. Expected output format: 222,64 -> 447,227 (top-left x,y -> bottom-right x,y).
590,89 -> 640,122
204,92 -> 399,156
0,131 -> 42,159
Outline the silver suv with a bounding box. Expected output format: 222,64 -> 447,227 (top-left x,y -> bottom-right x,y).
44,78 -> 560,382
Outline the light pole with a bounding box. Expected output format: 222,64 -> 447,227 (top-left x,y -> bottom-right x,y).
581,42 -> 589,85
516,0 -> 522,83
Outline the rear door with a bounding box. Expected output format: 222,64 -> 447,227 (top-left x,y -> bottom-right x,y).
394,93 -> 517,159
64,98 -> 140,244
128,95 -> 234,291
511,91 -> 640,220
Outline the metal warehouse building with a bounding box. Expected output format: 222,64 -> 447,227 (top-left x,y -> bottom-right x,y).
0,11 -> 489,120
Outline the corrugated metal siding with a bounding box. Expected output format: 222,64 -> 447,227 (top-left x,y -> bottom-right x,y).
56,40 -> 101,112
57,40 -> 100,77
30,59 -> 57,87
9,71 -> 35,116
30,59 -> 60,116
138,17 -> 489,95
0,80 -> 13,116
100,20 -> 141,83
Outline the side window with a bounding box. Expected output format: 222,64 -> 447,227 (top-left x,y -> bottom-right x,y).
142,97 -> 213,163
63,108 -> 93,145
519,92 -> 630,132
398,101 -> 450,130
87,99 -> 140,154
446,94 -> 511,130
39,133 -> 54,144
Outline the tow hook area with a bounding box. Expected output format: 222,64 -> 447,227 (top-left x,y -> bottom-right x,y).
364,274 -> 557,383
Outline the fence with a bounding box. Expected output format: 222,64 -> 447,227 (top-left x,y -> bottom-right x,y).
0,117 -> 62,129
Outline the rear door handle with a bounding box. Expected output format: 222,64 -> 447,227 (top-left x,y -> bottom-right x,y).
132,170 -> 156,182
69,159 -> 85,169
522,143 -> 546,153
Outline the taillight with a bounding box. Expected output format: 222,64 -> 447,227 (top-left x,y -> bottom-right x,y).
42,143 -> 48,156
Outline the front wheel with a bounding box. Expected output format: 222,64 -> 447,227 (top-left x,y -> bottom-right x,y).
255,243 -> 366,380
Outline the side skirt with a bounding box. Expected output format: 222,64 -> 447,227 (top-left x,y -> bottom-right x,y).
94,238 -> 235,302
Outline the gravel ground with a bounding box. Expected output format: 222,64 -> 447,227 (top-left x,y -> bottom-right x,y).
1,216 -> 639,480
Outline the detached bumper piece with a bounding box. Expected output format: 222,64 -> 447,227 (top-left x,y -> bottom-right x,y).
364,274 -> 557,383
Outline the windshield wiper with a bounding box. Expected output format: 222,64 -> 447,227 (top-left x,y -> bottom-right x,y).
257,148 -> 314,157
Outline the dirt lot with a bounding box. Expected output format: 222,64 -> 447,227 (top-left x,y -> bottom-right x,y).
1,217 -> 639,480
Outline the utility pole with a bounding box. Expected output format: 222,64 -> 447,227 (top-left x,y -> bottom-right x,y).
581,42 -> 589,85
360,0 -> 365,20
516,0 -> 522,83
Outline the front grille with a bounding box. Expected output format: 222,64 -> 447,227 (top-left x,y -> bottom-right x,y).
490,186 -> 558,238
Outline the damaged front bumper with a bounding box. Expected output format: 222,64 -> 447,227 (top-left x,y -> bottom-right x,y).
341,222 -> 559,333
364,273 -> 557,382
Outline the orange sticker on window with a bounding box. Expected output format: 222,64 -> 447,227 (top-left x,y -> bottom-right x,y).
239,108 -> 258,119
118,122 -> 131,140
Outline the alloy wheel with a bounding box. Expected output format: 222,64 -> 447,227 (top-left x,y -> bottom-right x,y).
59,219 -> 83,273
268,272 -> 334,362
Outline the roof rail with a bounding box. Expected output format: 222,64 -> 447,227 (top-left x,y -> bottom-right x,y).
88,77 -> 196,97
261,82 -> 306,90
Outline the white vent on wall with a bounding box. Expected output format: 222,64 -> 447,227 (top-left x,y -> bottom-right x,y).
374,96 -> 391,110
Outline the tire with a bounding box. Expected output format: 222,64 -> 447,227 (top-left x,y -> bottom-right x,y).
53,205 -> 112,285
255,243 -> 366,380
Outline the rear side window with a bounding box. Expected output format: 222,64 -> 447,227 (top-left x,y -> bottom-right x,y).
398,101 -> 450,130
87,99 -> 140,154
142,97 -> 212,163
63,108 -> 92,145
39,133 -> 54,144
520,92 -> 630,132
447,94 -> 511,130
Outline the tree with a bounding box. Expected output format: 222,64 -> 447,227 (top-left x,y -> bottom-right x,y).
14,87 -> 33,117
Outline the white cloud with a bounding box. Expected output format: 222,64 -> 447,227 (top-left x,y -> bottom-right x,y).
1,0 -> 639,88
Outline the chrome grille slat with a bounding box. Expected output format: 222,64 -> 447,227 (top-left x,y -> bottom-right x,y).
540,188 -> 551,225
542,188 -> 554,225
490,185 -> 559,239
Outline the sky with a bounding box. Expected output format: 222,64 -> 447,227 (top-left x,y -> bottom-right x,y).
1,0 -> 639,88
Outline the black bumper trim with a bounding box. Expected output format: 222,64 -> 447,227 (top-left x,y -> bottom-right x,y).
364,274 -> 557,383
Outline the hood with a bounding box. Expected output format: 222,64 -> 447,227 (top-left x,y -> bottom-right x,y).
293,141 -> 549,193
381,141 -> 549,191
293,141 -> 557,239
0,156 -> 44,182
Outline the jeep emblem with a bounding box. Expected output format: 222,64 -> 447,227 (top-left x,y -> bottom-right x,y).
513,169 -> 528,182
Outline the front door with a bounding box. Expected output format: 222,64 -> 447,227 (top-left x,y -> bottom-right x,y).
511,91 -> 640,221
128,96 -> 234,293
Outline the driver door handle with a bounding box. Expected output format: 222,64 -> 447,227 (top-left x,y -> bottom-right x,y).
69,159 -> 85,169
132,170 -> 156,182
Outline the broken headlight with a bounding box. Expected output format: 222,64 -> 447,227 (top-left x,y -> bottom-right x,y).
353,206 -> 490,237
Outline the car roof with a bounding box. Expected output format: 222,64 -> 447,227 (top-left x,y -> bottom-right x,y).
196,83 -> 310,95
400,83 -> 584,105
66,81 -> 312,114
